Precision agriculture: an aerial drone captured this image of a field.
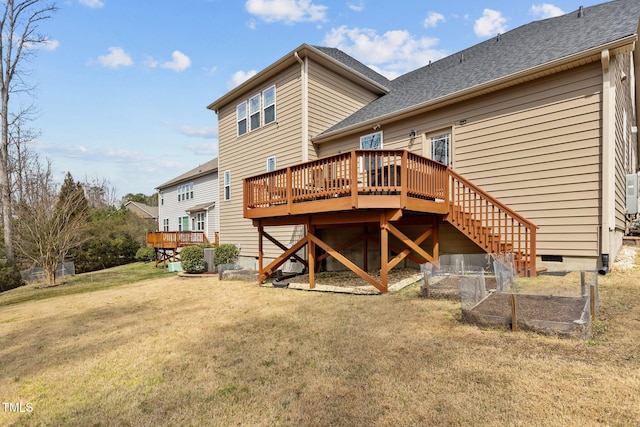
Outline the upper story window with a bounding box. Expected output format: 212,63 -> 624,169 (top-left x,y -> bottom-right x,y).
177,183 -> 194,201
249,94 -> 261,131
236,85 -> 276,137
237,101 -> 247,136
263,85 -> 276,125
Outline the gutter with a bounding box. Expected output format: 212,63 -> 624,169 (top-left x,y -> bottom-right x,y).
600,48 -> 614,275
312,35 -> 638,144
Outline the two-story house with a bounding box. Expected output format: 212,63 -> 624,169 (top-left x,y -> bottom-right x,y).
156,158 -> 220,245
207,0 -> 640,290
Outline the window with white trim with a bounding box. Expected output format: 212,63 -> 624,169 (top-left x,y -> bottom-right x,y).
224,170 -> 231,201
249,93 -> 261,131
196,212 -> 206,231
178,216 -> 189,231
237,101 -> 247,136
267,156 -> 277,172
263,85 -> 276,125
235,85 -> 276,137
177,183 -> 194,201
360,131 -> 383,172
431,134 -> 450,165
163,218 -> 169,231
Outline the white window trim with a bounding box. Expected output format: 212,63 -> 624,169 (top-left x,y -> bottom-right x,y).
237,101 -> 247,136
359,131 -> 383,150
425,128 -> 453,167
266,156 -> 277,172
224,170 -> 231,201
263,85 -> 276,125
249,93 -> 261,132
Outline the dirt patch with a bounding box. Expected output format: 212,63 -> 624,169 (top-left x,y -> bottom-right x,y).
285,269 -> 423,294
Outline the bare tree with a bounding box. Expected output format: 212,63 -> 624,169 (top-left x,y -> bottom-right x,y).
14,171 -> 88,285
0,0 -> 57,264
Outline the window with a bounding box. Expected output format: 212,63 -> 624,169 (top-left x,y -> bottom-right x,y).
224,170 -> 231,201
360,131 -> 383,150
431,134 -> 450,165
360,131 -> 383,172
160,191 -> 164,206
249,94 -> 261,131
236,85 -> 276,136
177,183 -> 194,201
263,85 -> 276,125
196,212 -> 206,231
237,101 -> 247,136
181,216 -> 189,231
163,218 -> 169,231
266,156 -> 277,172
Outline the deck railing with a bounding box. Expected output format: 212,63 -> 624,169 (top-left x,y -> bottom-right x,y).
146,231 -> 210,249
244,149 -> 537,275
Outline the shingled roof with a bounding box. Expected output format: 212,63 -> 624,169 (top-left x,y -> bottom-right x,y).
320,0 -> 640,136
156,158 -> 218,190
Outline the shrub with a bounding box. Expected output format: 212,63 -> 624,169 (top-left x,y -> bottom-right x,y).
0,263 -> 24,293
181,245 -> 206,274
135,247 -> 156,263
213,244 -> 239,267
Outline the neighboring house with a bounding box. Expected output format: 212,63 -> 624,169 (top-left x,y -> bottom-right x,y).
124,201 -> 159,223
207,0 -> 640,277
155,158 -> 219,244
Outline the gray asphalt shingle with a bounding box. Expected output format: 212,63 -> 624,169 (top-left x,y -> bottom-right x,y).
321,0 -> 640,135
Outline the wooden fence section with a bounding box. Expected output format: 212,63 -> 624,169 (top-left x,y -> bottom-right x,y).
243,149 -> 538,277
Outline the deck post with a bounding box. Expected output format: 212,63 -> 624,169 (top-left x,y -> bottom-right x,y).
400,150 -> 408,208
258,222 -> 264,284
363,225 -> 368,273
350,150 -> 358,208
433,217 -> 439,262
380,212 -> 389,292
308,222 -> 316,289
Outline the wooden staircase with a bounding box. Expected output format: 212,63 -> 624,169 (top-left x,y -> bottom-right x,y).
445,169 -> 539,277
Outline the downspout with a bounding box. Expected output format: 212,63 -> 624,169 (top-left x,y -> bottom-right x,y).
600,49 -> 615,275
295,51 -> 309,162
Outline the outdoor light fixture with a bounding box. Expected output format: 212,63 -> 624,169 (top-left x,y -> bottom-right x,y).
409,130 -> 416,138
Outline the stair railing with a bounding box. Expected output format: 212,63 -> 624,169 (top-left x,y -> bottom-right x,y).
447,169 -> 538,276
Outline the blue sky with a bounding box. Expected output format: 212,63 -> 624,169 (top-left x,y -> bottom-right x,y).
28,0 -> 604,200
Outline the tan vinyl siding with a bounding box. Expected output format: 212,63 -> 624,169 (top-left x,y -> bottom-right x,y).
613,52 -> 638,229
319,62 -> 604,258
307,61 -> 381,158
217,60 -> 386,261
217,64 -> 302,260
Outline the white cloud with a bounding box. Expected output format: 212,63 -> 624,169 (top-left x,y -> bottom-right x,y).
161,50 -> 191,72
530,3 -> 564,19
474,9 -> 507,38
423,11 -> 445,29
143,55 -> 159,69
347,1 -> 364,12
227,70 -> 257,89
97,47 -> 133,69
178,125 -> 218,139
245,0 -> 328,24
323,26 -> 447,79
79,0 -> 104,8
41,39 -> 60,51
185,142 -> 218,156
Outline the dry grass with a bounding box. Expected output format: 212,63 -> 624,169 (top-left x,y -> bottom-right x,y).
0,254 -> 639,426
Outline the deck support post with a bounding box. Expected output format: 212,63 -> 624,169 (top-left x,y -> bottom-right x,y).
308,221 -> 316,289
363,225 -> 368,273
380,212 -> 389,293
258,222 -> 264,284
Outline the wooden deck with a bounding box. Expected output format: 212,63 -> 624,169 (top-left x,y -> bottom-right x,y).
244,150 -> 538,292
146,231 -> 216,266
